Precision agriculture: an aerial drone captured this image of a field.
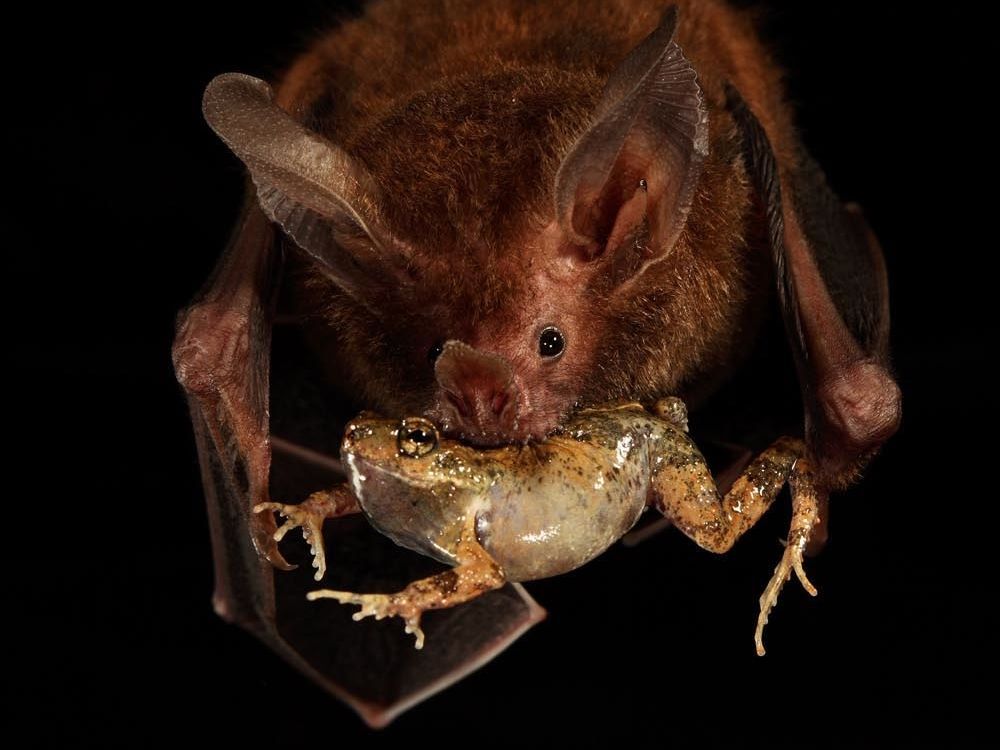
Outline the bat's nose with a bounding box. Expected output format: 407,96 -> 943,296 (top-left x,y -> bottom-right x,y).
433,340 -> 518,440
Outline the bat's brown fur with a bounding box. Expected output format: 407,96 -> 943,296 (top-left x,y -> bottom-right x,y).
172,2 -> 899,713
268,0 -> 801,435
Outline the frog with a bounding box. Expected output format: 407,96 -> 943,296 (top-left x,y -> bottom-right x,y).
255,398 -> 820,654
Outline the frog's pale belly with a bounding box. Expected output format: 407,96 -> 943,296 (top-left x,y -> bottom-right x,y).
478,437 -> 651,581
348,443 -> 651,580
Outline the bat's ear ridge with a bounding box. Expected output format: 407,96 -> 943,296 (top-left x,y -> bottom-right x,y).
203,73 -> 409,300
553,6 -> 708,286
727,84 -> 902,486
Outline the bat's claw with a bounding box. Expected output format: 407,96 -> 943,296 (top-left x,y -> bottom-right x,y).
248,513 -> 295,572
255,499 -> 328,580
754,527 -> 817,656
308,589 -> 426,649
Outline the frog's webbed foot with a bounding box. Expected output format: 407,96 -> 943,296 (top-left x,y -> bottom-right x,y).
254,485 -> 360,581
308,590 -> 428,649
308,513 -> 506,649
754,456 -> 822,656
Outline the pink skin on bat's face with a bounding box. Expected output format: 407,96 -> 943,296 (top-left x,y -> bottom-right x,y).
424,249 -> 606,446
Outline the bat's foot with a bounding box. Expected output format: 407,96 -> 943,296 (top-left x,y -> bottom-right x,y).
308,590 -> 426,649
754,524 -> 818,656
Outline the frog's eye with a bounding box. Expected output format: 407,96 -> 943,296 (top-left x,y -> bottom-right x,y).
538,326 -> 565,358
398,417 -> 439,458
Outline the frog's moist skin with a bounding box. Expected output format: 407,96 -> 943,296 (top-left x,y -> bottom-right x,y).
259,399 -> 819,654
343,406 -> 657,582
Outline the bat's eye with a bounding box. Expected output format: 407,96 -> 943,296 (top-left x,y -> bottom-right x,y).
538,327 -> 565,358
428,341 -> 444,363
398,417 -> 439,457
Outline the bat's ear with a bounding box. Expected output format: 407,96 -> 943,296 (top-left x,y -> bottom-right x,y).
727,86 -> 901,487
203,73 -> 411,303
553,6 -> 708,287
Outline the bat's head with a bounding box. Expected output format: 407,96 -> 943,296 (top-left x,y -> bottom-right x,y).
202,10 -> 755,447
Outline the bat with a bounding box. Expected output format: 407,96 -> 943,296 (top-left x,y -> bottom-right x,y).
172,0 -> 901,726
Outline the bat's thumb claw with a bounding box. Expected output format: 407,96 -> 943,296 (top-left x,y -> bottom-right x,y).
262,547 -> 295,571
250,510 -> 295,570
258,542 -> 295,571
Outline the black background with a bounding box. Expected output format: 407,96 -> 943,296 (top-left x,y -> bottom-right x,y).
8,2 -> 993,745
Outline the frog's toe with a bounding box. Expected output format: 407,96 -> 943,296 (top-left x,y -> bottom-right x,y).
257,501 -> 329,580
253,500 -> 291,535
309,590 -> 425,648
754,535 -> 818,656
403,617 -> 426,650
791,541 -> 817,596
254,500 -> 299,519
301,526 -> 327,580
309,590 -> 387,619
358,596 -> 392,621
308,588 -> 361,605
272,515 -> 298,542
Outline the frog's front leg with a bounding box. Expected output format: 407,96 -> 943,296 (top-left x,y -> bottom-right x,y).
652,436 -> 821,655
652,396 -> 689,431
308,512 -> 506,649
254,485 -> 361,581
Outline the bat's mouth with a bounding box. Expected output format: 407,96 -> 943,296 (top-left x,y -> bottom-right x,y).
440,427 -> 539,448
436,410 -> 562,448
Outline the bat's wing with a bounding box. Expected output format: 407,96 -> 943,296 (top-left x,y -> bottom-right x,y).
175,209 -> 543,726
727,87 -> 902,489
268,436 -> 545,727
174,196 -> 290,579
197,420 -> 544,728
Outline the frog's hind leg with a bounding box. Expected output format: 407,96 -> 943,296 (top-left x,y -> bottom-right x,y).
308,513 -> 506,649
254,485 -> 361,581
754,455 -> 821,655
652,437 -> 822,654
624,438 -> 754,547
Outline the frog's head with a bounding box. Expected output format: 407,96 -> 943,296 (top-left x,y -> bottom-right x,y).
340,414 -> 493,507
341,414 -> 495,558
341,415 -> 440,486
